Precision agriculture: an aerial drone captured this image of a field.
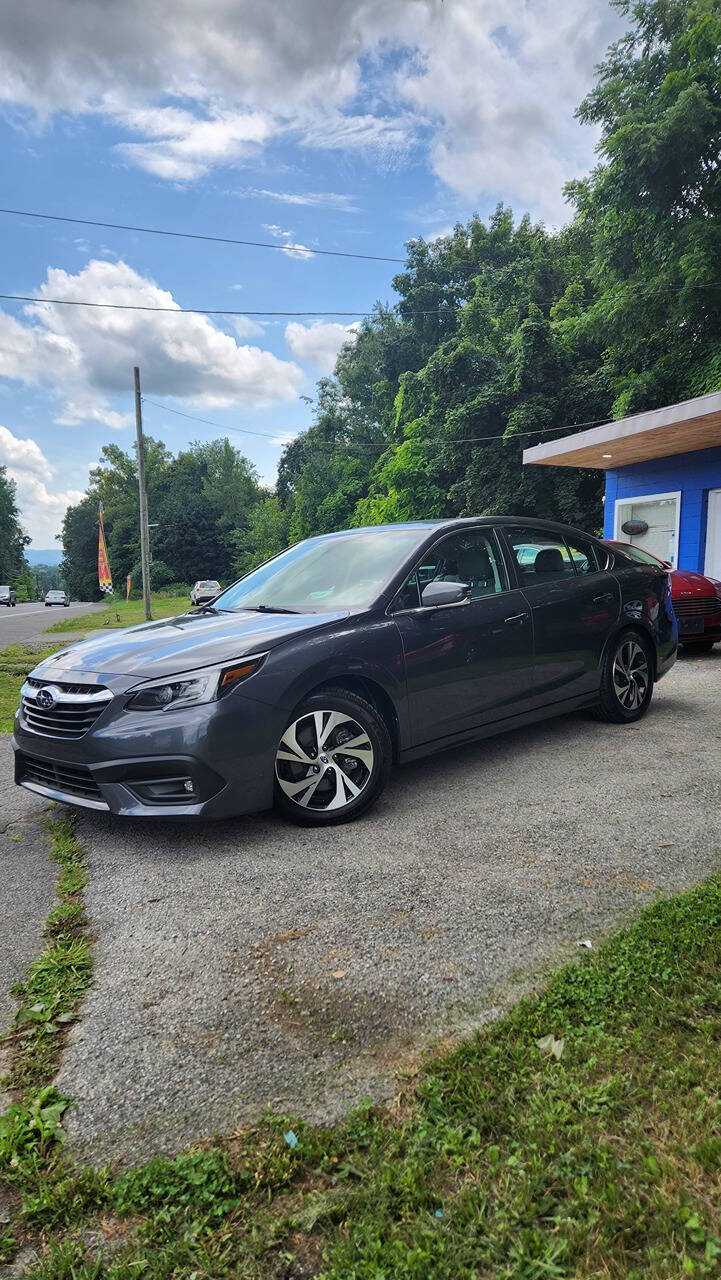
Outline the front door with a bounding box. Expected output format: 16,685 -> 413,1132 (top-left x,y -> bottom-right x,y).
705,489 -> 721,579
502,525 -> 620,705
390,527 -> 534,748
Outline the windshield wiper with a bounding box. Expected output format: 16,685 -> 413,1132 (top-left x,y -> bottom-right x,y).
187,604 -> 227,615
246,603 -> 299,615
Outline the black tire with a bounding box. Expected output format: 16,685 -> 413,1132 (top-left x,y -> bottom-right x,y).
683,639 -> 716,653
594,629 -> 654,723
274,687 -> 392,826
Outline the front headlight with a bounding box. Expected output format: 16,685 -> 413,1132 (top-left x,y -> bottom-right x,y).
125,653 -> 266,711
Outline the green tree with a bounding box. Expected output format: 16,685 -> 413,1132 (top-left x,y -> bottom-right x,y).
568,0 -> 721,411
232,495 -> 290,577
0,466 -> 29,584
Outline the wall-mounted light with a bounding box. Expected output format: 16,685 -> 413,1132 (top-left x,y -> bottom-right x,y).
602,453 -> 613,460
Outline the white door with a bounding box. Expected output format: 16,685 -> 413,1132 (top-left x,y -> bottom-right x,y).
615,494 -> 680,566
705,489 -> 721,579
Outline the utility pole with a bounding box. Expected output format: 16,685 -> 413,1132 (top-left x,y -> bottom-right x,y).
133,366 -> 152,622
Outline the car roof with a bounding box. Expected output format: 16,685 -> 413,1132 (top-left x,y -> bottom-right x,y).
317,516 -> 605,541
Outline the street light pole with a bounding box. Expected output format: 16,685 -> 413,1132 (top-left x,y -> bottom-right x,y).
133,366 -> 152,622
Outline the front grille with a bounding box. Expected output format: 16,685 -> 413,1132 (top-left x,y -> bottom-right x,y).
18,753 -> 106,806
673,595 -> 721,618
25,677 -> 98,696
20,681 -> 112,740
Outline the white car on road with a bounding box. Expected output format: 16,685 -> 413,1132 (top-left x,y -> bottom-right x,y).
45,590 -> 69,607
190,580 -> 221,606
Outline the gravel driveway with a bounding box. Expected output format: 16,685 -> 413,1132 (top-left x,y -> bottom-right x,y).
57,649 -> 721,1166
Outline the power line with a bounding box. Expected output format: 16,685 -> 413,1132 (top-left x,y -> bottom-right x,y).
0,293 -> 373,317
142,397 -> 293,442
141,394 -> 610,451
0,207 -> 405,265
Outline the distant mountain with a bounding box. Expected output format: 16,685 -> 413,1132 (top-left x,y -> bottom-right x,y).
26,548 -> 63,566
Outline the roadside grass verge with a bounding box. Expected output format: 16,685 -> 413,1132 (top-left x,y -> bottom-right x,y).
0,644 -> 67,732
3,863 -> 721,1277
1,817 -> 91,1101
45,595 -> 189,635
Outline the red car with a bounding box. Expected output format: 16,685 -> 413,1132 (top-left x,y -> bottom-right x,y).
606,541 -> 721,652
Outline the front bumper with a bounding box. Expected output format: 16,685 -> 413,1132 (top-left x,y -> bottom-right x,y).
12,671 -> 283,819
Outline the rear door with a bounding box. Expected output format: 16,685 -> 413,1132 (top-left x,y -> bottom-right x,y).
500,525 -> 620,705
391,526 -> 535,747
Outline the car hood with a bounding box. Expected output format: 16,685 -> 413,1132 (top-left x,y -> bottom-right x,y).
36,608 -> 350,680
671,569 -> 721,596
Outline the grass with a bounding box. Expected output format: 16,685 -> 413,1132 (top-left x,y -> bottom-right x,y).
2,817 -> 91,1099
0,643 -> 67,732
44,594 -> 189,634
1,853 -> 721,1278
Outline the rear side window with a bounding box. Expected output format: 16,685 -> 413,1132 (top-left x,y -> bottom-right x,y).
564,536 -> 601,575
505,527 -> 574,585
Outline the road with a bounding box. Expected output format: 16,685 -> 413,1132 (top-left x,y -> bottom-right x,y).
0,600 -> 104,646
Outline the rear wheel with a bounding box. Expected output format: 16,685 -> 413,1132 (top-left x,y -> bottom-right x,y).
595,630 -> 654,723
274,688 -> 392,826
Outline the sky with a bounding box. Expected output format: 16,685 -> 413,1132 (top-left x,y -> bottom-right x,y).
0,0 -> 623,549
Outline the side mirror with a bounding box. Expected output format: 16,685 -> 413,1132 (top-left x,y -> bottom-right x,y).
421,580 -> 470,608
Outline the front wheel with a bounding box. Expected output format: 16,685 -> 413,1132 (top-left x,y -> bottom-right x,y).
274,688 -> 392,826
595,630 -> 654,723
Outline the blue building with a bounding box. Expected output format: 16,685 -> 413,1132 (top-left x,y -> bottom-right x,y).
523,390 -> 721,579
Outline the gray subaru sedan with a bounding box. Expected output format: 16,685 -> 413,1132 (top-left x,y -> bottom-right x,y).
13,517 -> 677,826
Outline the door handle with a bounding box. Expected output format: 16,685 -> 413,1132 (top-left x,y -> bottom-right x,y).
593,592 -> 614,604
504,612 -> 529,626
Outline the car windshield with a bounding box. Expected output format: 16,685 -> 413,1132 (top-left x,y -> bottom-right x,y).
215,529 -> 424,613
616,543 -> 663,567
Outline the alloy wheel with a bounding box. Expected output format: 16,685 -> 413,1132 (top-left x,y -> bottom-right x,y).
275,709 -> 375,813
612,639 -> 649,711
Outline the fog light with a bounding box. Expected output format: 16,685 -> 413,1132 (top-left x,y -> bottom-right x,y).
183,778 -> 194,793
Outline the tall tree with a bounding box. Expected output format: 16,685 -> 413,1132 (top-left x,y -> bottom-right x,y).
568,0 -> 721,412
0,466 -> 29,585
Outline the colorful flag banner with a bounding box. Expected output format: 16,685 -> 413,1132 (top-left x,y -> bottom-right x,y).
126,574 -> 132,600
98,504 -> 113,595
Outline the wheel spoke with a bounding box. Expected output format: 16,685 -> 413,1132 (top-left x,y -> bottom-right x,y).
332,732 -> 374,770
325,766 -> 362,809
277,773 -> 321,802
279,723 -> 314,766
317,709 -> 351,749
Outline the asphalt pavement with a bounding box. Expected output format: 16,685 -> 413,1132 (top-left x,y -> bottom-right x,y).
0,601 -> 104,646
45,647 -> 721,1168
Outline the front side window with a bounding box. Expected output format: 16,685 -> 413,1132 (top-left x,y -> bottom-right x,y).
215,529 -> 424,613
506,527 -> 575,585
391,529 -> 508,610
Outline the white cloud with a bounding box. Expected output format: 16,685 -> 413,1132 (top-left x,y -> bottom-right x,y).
115,106 -> 273,181
0,424 -> 85,544
285,320 -> 359,373
242,188 -> 359,212
0,424 -> 48,476
231,316 -> 264,339
0,259 -> 305,426
0,1 -> 622,218
262,225 -> 314,260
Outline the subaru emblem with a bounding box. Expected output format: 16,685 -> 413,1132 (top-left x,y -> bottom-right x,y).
36,688 -> 55,709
